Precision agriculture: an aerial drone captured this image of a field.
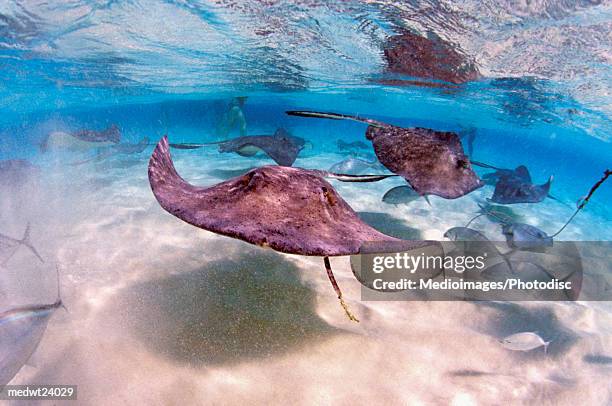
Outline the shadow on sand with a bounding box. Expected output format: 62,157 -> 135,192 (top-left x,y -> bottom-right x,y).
109,249 -> 341,366
357,211 -> 423,240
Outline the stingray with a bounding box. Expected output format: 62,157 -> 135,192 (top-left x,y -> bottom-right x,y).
40,124 -> 121,152
70,137 -> 150,166
472,161 -> 561,205
148,136 -> 439,321
0,223 -> 44,267
0,266 -> 63,386
382,30 -> 480,85
471,170 -> 611,248
328,157 -> 384,175
286,111 -> 483,199
382,185 -> 431,206
170,128 -> 307,167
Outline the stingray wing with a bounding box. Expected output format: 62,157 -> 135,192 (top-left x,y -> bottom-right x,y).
149,137 -> 433,256
367,126 -> 483,199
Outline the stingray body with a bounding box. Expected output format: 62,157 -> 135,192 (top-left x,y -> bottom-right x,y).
480,165 -> 531,186
41,124 -> 121,152
286,111 -> 483,199
490,174 -> 552,204
218,128 -> 306,166
149,136 -> 437,320
328,157 -> 383,175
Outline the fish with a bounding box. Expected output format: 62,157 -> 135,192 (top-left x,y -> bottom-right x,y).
382,185 -> 431,206
0,223 -> 44,266
148,136 -> 441,321
500,332 -> 551,353
502,223 -> 553,249
286,111 -> 483,199
0,266 -> 64,386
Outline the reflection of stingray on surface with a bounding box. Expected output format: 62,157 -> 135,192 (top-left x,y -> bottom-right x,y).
111,250 -> 340,366
357,212 -> 422,240
474,302 -> 578,358
207,167 -> 256,180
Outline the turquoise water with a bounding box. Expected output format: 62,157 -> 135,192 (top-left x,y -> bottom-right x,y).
1,1 -> 611,404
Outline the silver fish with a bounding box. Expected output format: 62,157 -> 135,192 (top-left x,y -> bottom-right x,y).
382,185 -> 431,206
500,332 -> 550,353
0,223 -> 44,267
0,266 -> 64,386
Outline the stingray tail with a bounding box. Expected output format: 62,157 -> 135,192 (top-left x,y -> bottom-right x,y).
286,111 -> 386,128
424,195 -> 432,207
470,160 -> 503,170
550,169 -> 611,238
20,223 -> 44,263
324,172 -> 398,183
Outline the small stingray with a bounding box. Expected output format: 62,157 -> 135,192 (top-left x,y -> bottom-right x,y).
148,136 -> 438,321
286,111 -> 483,199
328,157 -> 384,175
473,170 -> 611,249
0,223 -> 44,267
70,137 -> 150,165
472,161 -> 560,205
337,140 -> 370,152
382,185 -> 431,206
171,128 -> 307,167
0,266 -> 63,386
40,124 -> 121,152
383,30 -> 480,85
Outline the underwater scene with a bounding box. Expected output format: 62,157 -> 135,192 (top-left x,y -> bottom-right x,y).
1,1 -> 612,405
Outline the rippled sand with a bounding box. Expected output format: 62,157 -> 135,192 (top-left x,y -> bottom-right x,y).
2,148 -> 611,405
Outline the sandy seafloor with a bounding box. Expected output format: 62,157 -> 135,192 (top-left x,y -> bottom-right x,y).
1,143 -> 611,406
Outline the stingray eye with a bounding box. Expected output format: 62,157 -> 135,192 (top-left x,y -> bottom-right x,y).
457,159 -> 468,169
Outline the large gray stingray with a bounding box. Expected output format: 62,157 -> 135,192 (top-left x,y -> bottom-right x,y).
170,128 -> 307,167
149,136 -> 438,321
40,124 -> 121,152
0,266 -> 63,386
286,111 -> 483,199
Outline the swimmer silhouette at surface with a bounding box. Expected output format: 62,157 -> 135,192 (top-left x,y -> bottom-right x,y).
216,97 -> 248,139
